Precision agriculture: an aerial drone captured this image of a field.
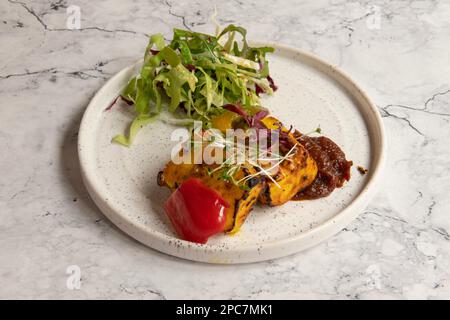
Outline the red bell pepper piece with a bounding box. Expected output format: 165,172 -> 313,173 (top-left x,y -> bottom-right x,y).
164,178 -> 229,244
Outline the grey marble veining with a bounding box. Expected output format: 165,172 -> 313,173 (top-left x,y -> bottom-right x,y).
1,0 -> 449,299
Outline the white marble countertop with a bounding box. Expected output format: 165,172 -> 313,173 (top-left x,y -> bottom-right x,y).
1,0 -> 449,299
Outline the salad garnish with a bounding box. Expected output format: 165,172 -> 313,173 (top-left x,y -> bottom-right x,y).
111,25 -> 277,146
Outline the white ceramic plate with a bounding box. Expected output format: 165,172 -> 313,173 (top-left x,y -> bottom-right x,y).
78,43 -> 385,264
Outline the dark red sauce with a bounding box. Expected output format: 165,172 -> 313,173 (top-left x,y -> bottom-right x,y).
293,135 -> 353,200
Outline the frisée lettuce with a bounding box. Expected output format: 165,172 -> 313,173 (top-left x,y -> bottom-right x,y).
111,24 -> 277,146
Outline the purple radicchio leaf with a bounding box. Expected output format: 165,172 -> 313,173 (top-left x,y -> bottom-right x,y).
267,75 -> 278,91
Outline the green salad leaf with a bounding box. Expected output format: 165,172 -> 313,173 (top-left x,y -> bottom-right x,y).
112,114 -> 158,146
111,24 -> 276,146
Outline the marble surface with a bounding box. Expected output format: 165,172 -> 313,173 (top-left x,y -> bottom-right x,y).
1,0 -> 449,299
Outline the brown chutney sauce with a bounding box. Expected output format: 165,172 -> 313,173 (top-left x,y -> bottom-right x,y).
293,134 -> 353,200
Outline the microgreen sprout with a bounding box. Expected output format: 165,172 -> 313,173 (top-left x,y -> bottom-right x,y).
304,126 -> 322,136
193,128 -> 297,189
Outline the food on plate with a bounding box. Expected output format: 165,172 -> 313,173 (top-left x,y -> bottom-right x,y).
357,165 -> 368,175
164,178 -> 229,244
110,25 -> 276,146
109,23 -> 353,244
293,134 -> 353,200
158,157 -> 264,234
258,116 -> 318,206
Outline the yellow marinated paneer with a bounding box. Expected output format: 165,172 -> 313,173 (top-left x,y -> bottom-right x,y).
258,116 -> 318,206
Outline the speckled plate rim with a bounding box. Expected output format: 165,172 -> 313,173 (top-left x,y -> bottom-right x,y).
78,42 -> 386,264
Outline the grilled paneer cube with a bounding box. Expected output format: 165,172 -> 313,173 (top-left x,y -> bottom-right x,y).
158,161 -> 264,234
258,116 -> 318,206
